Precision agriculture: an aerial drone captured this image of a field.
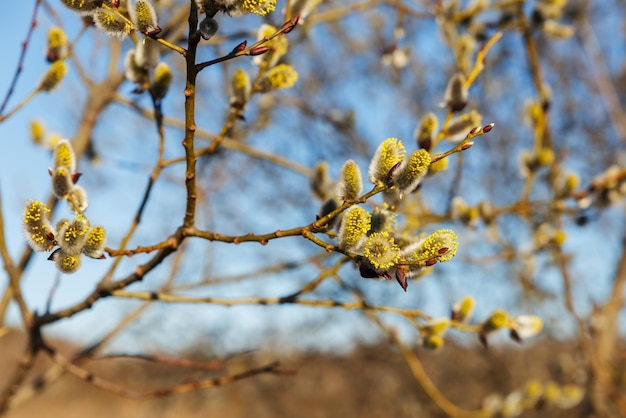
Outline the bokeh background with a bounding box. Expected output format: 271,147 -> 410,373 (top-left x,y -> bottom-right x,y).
1,0 -> 625,416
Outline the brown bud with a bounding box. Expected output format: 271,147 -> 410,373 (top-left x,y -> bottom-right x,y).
482,123 -> 495,133
232,41 -> 247,54
461,142 -> 474,151
395,267 -> 408,292
249,46 -> 270,56
282,15 -> 300,33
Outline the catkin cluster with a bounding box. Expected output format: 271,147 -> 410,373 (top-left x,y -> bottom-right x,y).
315,137 -> 459,291
23,139 -> 106,274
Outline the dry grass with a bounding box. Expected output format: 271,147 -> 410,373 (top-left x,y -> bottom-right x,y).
0,329 -> 596,417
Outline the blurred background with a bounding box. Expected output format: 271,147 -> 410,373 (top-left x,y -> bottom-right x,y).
1,0 -> 625,416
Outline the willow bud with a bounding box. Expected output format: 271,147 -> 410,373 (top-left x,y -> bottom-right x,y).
151,62 -> 173,100
39,61 -> 67,92
53,250 -> 83,274
446,110 -> 482,142
336,159 -> 363,202
391,149 -> 431,196
368,138 -> 405,185
451,295 -> 475,323
131,0 -> 160,35
93,8 -> 133,39
60,0 -> 100,13
23,201 -> 56,252
68,185 -> 89,213
83,225 -> 107,259
124,49 -> 149,84
46,27 -> 68,62
135,38 -> 160,70
337,206 -> 371,251
414,112 -> 438,151
199,16 -> 219,40
53,139 -> 76,173
259,64 -> 299,92
441,72 -> 468,112
229,68 -> 251,111
58,215 -> 90,255
30,120 -> 46,145
50,167 -> 74,199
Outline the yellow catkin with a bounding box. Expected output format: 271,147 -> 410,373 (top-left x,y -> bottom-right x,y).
39,61 -> 67,92
363,232 -> 400,269
368,138 -> 406,185
338,206 -> 371,249
242,0 -> 276,16
266,64 -> 298,90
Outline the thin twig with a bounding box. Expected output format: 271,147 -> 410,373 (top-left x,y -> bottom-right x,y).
0,0 -> 42,116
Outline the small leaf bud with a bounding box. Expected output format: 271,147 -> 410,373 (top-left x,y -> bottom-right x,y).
249,46 -> 271,56
281,14 -> 299,32
368,138 -> 406,185
253,24 -> 288,67
336,159 -> 363,202
83,225 -> 107,259
199,16 -> 219,40
38,61 -> 67,92
395,267 -> 408,291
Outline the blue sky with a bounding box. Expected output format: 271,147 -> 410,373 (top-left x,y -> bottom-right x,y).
1,1 -> 625,355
